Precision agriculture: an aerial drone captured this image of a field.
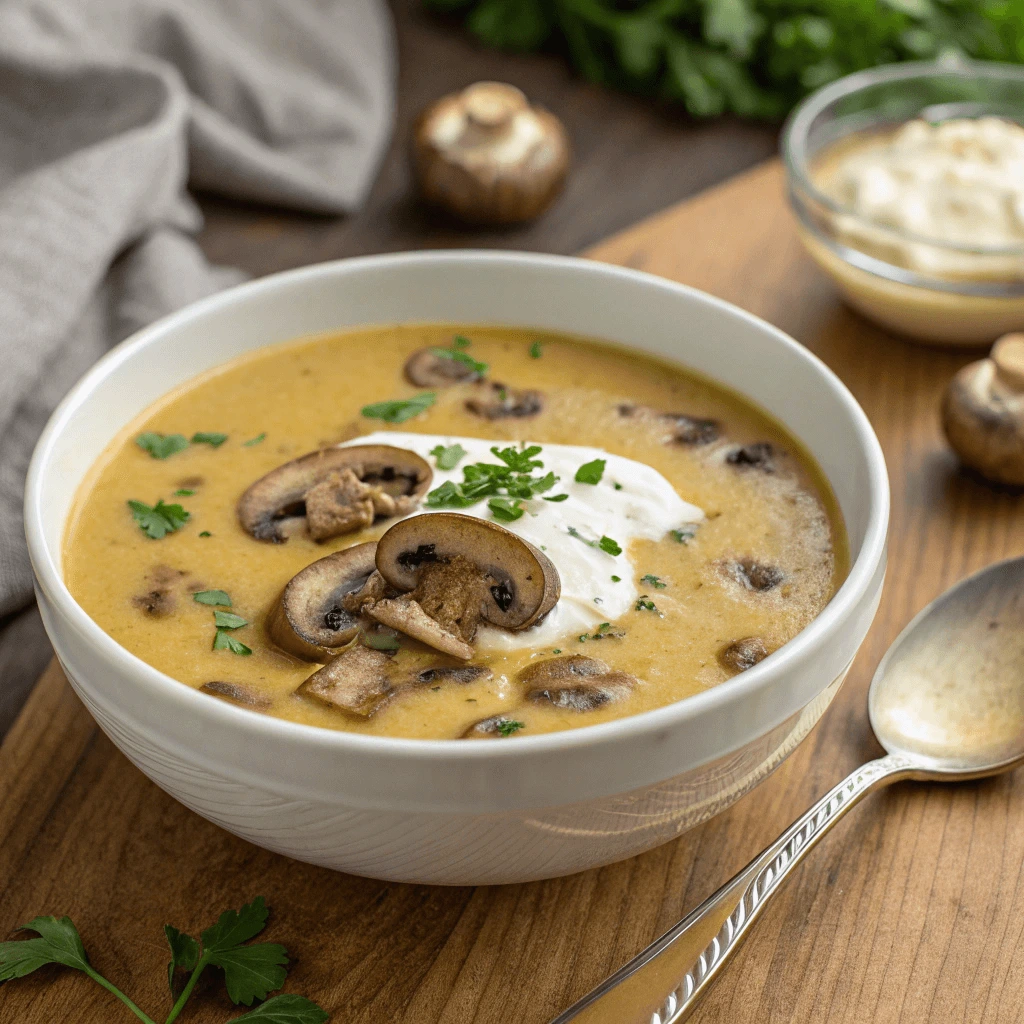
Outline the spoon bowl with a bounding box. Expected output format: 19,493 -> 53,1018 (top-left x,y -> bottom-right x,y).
553,555 -> 1024,1024
870,555 -> 1024,775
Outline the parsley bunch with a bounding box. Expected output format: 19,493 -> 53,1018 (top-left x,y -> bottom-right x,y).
423,0 -> 1024,118
0,897 -> 327,1023
425,444 -> 558,520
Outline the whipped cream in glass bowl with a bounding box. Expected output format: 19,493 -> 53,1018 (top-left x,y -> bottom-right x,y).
783,60 -> 1024,346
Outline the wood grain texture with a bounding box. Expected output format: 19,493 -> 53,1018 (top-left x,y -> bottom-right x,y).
3,160 -> 1024,1024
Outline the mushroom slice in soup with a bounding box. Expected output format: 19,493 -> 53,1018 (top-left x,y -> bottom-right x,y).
721,558 -> 785,593
267,542 -> 378,661
465,381 -> 543,419
725,442 -> 778,472
520,654 -> 637,712
296,645 -> 396,717
616,403 -> 720,445
200,681 -> 272,711
415,663 -> 493,686
237,444 -> 432,543
405,347 -> 484,387
462,714 -> 526,739
718,636 -> 769,673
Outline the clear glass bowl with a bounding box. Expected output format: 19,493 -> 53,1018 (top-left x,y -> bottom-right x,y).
782,59 -> 1024,346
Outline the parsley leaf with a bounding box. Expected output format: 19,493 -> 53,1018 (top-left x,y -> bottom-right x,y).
165,925 -> 200,992
175,488 -> 195,496
361,392 -> 436,423
488,496 -> 524,522
194,590 -> 232,607
191,432 -> 228,447
599,536 -> 622,556
430,443 -> 467,470
128,499 -> 190,539
497,719 -> 525,737
636,596 -> 659,612
214,631 -> 252,655
228,994 -> 329,1023
452,334 -> 472,349
671,524 -> 699,544
543,493 -> 569,502
575,458 -> 606,485
641,574 -> 667,589
529,340 -> 543,358
611,575 -> 621,582
136,432 -> 189,459
214,610 -> 248,630
0,917 -> 89,980
199,531 -> 212,538
209,944 -> 289,1006
433,347 -> 488,377
243,433 -> 266,447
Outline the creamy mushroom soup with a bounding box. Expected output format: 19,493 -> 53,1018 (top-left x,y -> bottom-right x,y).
64,325 -> 848,739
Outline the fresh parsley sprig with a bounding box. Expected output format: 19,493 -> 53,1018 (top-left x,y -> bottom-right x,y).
361,392 -> 436,424
0,897 -> 327,1023
128,499 -> 190,540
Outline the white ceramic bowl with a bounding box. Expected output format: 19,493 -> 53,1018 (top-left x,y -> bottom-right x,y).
25,252 -> 888,885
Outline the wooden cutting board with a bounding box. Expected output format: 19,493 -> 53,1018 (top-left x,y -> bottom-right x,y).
3,161 -> 1024,1024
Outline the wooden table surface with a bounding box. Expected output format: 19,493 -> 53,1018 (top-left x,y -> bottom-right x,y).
3,158 -> 1024,1024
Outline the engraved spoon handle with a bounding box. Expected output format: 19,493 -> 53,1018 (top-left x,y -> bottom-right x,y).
550,753 -> 919,1024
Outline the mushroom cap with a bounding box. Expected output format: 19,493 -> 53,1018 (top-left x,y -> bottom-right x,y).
375,512 -> 560,631
405,347 -> 484,388
718,637 -> 769,673
266,542 -> 378,662
296,644 -> 395,717
412,81 -> 570,226
520,655 -> 637,711
465,381 -> 544,420
942,340 -> 1024,487
237,444 -> 432,543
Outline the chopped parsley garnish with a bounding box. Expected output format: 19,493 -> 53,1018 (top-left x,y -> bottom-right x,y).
199,531 -> 212,538
671,524 -> 699,544
579,622 -> 625,642
497,719 -> 525,737
488,496 -> 525,522
174,488 -> 195,497
127,499 -> 190,539
613,482 -> 623,491
433,347 -> 488,377
213,631 -> 252,655
0,896 -> 327,1024
242,432 -> 266,447
552,648 -> 562,654
453,334 -> 472,349
193,590 -> 231,607
529,340 -> 543,358
636,596 -> 659,613
136,432 -> 189,459
543,493 -> 569,502
191,431 -> 228,447
361,392 -> 436,423
430,443 -> 467,470
425,444 -> 558,510
213,610 -> 248,630
611,575 -> 621,582
641,574 -> 667,589
361,630 -> 401,651
574,458 -> 606,485
567,526 -> 621,556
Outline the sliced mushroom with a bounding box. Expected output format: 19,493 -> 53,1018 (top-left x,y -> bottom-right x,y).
200,681 -> 272,711
416,664 -> 493,686
462,713 -> 526,739
725,442 -> 777,472
266,543 -> 378,661
368,592 -> 477,660
238,444 -> 432,543
723,558 -> 784,593
941,333 -> 1024,486
520,655 -> 636,712
616,403 -> 719,445
465,381 -> 543,420
405,347 -> 484,388
296,645 -> 396,717
718,637 -> 769,673
132,565 -> 188,616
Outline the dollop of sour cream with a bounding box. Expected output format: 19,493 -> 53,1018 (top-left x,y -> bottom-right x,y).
349,432 -> 703,651
821,117 -> 1024,280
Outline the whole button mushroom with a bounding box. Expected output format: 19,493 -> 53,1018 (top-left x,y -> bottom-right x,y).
942,333 -> 1024,486
413,81 -> 570,225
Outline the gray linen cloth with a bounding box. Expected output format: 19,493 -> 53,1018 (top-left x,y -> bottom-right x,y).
0,0 -> 395,735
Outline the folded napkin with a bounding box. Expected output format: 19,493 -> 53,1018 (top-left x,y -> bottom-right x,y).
0,0 -> 395,734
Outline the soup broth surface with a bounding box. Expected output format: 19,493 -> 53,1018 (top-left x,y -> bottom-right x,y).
64,324 -> 848,739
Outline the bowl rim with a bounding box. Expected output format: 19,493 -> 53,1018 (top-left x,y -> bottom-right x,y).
782,58 -> 1024,293
25,249 -> 889,764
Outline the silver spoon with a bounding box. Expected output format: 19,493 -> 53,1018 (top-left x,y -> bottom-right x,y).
551,555 -> 1024,1024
